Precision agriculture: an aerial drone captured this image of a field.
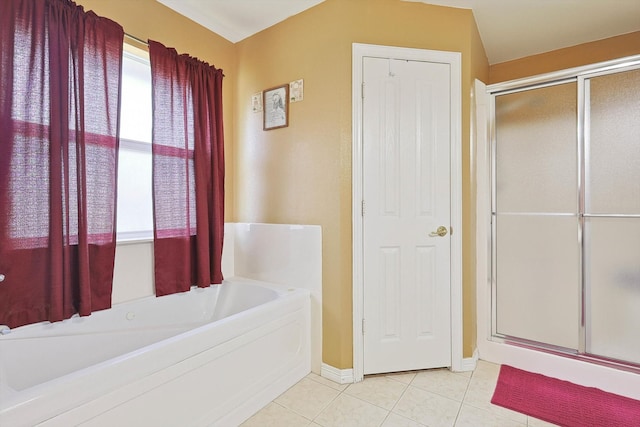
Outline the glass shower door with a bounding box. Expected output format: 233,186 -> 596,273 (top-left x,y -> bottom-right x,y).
584,68 -> 640,364
493,82 -> 581,350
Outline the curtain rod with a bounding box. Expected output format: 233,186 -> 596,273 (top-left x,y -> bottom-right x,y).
124,32 -> 149,46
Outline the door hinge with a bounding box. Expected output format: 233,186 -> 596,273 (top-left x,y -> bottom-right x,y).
362,318 -> 365,335
361,82 -> 365,99
361,200 -> 365,216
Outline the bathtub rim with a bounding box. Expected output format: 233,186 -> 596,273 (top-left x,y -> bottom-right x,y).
0,276 -> 289,339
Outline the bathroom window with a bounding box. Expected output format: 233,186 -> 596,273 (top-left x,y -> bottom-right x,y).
116,48 -> 153,241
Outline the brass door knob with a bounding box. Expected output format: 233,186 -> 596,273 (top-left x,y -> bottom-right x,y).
429,226 -> 448,237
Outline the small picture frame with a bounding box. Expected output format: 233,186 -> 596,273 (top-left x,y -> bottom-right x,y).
263,84 -> 289,130
290,79 -> 303,102
251,92 -> 263,113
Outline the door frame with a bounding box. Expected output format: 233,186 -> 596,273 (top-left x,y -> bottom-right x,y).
352,43 -> 463,382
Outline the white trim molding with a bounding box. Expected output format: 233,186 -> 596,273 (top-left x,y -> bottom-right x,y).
352,43 -> 463,382
460,349 -> 479,372
321,363 -> 354,385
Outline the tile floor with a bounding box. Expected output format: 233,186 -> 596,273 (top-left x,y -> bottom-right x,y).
241,361 -> 558,427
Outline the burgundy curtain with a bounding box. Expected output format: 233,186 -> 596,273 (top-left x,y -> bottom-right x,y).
0,0 -> 123,328
148,41 -> 225,296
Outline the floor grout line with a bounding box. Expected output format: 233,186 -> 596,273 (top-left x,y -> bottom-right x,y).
311,383 -> 342,425
452,371 -> 473,426
386,375 -> 412,425
245,364 -> 514,427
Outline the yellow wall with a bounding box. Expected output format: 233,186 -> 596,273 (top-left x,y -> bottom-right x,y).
467,17 -> 489,358
75,0 -> 237,221
71,0 -> 638,370
235,0 -> 488,367
490,31 -> 640,84
75,0 -> 489,369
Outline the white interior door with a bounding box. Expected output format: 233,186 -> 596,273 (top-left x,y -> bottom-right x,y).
362,56 -> 452,374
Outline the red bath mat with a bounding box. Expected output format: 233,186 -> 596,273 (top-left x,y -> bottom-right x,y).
491,365 -> 640,427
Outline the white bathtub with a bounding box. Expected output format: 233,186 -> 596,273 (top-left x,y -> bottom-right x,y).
0,277 -> 310,426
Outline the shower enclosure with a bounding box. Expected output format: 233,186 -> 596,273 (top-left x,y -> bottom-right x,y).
489,58 -> 640,368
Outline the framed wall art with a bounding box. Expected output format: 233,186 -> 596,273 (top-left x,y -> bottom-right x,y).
263,84 -> 289,130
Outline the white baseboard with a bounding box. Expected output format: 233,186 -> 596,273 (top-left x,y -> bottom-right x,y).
457,349 -> 478,372
322,351 -> 477,385
321,363 -> 354,384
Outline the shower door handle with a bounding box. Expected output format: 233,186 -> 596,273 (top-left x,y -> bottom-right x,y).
429,226 -> 448,237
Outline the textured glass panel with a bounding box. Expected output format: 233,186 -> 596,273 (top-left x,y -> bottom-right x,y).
587,68 -> 640,215
495,83 -> 577,213
495,215 -> 580,350
586,217 -> 640,364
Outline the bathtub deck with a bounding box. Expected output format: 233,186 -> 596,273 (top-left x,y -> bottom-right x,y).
0,279 -> 310,427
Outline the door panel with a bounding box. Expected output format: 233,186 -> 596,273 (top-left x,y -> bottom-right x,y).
586,69 -> 640,215
585,68 -> 640,364
493,82 -> 579,350
495,214 -> 580,350
494,83 -> 577,214
363,57 -> 451,374
586,218 -> 640,364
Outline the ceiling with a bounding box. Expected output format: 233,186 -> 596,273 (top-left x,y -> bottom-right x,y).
156,0 -> 325,45
414,0 -> 640,64
157,0 -> 640,64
